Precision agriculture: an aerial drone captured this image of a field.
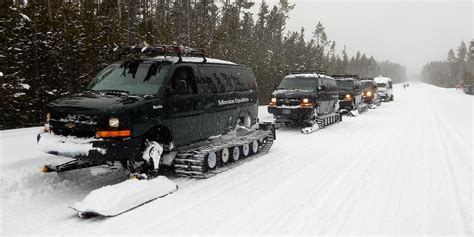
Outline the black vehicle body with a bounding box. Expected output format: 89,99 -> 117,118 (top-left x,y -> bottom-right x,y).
267,72 -> 339,125
360,79 -> 380,104
37,56 -> 259,163
333,75 -> 364,111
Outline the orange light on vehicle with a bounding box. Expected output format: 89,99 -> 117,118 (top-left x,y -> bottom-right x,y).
300,98 -> 314,108
96,130 -> 131,138
269,98 -> 277,107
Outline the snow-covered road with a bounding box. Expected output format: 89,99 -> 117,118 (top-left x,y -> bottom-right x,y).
1,83 -> 472,235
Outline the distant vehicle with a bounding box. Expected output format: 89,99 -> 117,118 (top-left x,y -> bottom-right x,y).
268,70 -> 341,133
360,78 -> 382,107
333,74 -> 368,114
374,76 -> 394,102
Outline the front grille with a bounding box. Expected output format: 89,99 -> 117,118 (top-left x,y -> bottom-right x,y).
50,112 -> 103,137
277,98 -> 300,106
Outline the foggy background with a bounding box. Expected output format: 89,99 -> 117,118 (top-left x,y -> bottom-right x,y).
261,0 -> 473,79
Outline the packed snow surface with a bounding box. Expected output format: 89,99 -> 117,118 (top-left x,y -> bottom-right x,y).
72,176 -> 177,216
0,83 -> 472,235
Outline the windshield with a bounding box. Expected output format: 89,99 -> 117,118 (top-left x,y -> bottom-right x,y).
87,61 -> 170,95
377,83 -> 387,88
362,81 -> 373,87
336,80 -> 354,90
278,77 -> 319,91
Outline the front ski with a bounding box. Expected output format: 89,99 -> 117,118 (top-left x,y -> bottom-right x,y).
70,176 -> 178,218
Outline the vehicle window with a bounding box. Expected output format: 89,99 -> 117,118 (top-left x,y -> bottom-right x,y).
238,68 -> 256,91
231,68 -> 246,92
216,67 -> 234,93
87,61 -> 170,95
328,79 -> 337,90
199,66 -> 218,94
278,77 -> 319,91
388,81 -> 393,89
170,66 -> 197,95
336,80 -> 354,90
377,83 -> 387,88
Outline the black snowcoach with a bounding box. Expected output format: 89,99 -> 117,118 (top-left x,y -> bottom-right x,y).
332,75 -> 368,114
37,45 -> 275,178
360,78 -> 382,106
267,70 -> 341,133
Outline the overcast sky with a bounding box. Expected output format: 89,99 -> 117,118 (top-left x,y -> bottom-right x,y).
256,0 -> 472,77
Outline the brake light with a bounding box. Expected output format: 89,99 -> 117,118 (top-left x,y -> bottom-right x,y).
96,130 -> 131,138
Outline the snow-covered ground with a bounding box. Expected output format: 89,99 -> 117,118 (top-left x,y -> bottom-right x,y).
0,83 -> 472,235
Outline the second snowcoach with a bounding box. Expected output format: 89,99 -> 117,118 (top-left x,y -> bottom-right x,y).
333,75 -> 368,114
267,70 -> 341,133
37,45 -> 275,179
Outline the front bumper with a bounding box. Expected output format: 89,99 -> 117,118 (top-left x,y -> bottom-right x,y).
338,100 -> 354,110
37,132 -> 141,161
378,92 -> 387,98
267,106 -> 313,122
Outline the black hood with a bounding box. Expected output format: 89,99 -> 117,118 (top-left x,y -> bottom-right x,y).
272,89 -> 316,99
48,91 -> 145,115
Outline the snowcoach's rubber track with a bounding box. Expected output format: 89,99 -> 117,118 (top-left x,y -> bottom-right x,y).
301,112 -> 342,134
174,124 -> 275,179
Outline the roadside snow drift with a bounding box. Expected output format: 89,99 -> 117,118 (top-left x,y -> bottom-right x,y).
71,176 -> 178,216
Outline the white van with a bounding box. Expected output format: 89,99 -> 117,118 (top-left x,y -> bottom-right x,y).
374,76 -> 394,102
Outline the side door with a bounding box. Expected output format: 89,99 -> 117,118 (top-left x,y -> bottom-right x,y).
353,80 -> 363,106
388,80 -> 393,96
317,78 -> 331,114
164,64 -> 203,146
198,65 -> 220,137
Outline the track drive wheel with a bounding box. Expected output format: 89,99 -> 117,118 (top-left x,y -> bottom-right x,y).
251,140 -> 259,154
232,146 -> 241,162
205,152 -> 217,171
220,148 -> 230,165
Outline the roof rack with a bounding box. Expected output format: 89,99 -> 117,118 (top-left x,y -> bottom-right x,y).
288,69 -> 327,75
331,74 -> 359,79
113,43 -> 207,63
360,77 -> 374,81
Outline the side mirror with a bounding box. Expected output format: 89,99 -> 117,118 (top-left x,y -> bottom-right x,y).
318,85 -> 326,91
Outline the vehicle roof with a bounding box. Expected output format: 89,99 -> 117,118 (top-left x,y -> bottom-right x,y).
150,56 -> 239,66
284,73 -> 333,79
374,76 -> 392,83
335,78 -> 356,81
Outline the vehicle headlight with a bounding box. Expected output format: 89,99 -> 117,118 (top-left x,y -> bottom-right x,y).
46,113 -> 50,123
345,94 -> 351,99
109,118 -> 120,128
302,98 -> 309,104
367,91 -> 372,96
271,98 -> 277,103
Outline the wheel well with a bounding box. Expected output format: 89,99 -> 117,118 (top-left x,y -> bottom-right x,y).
143,126 -> 173,147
